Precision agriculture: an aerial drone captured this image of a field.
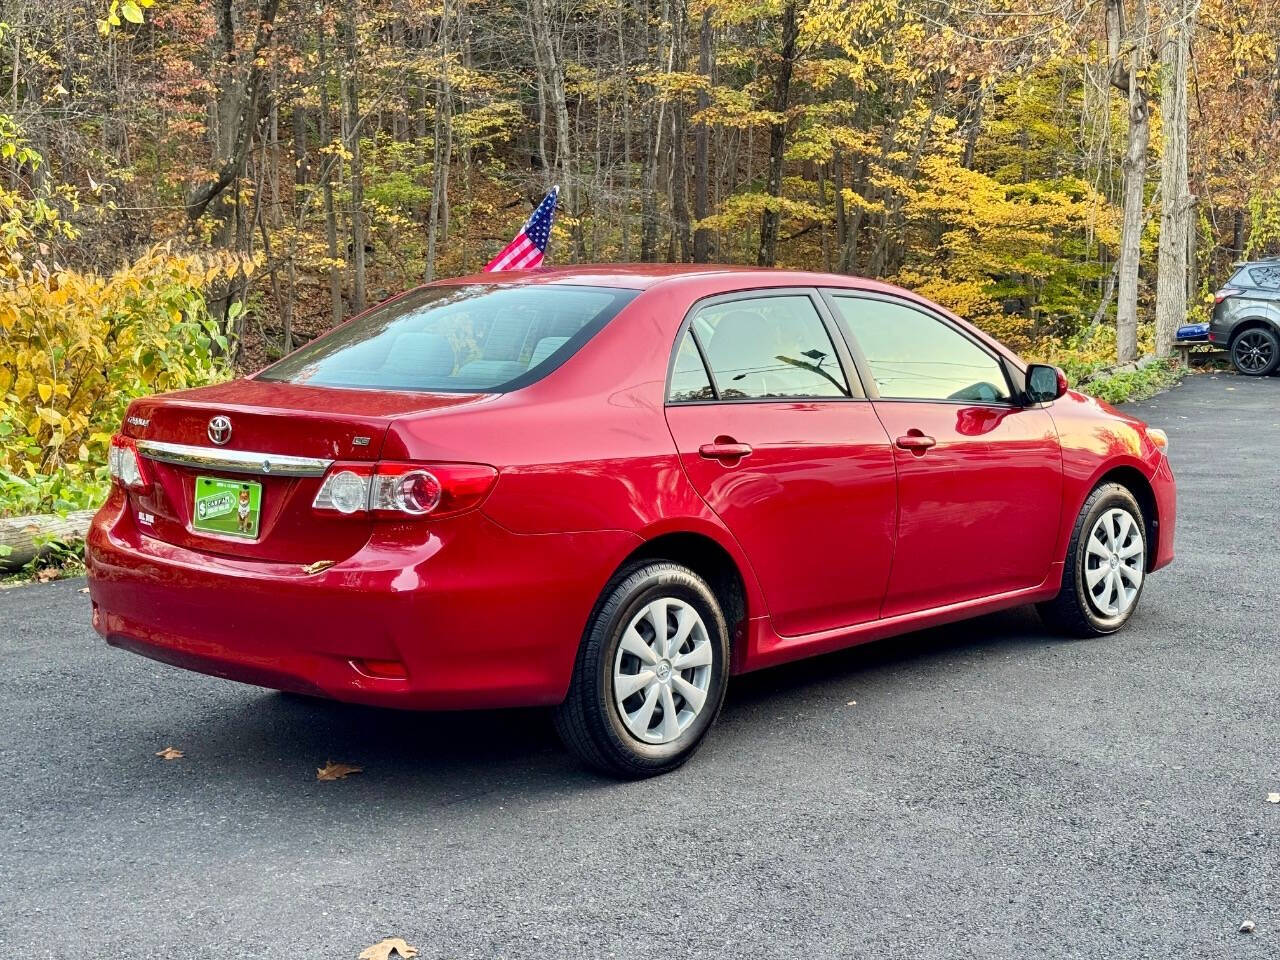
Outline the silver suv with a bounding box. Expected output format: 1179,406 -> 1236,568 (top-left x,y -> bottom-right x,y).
1210,258 -> 1280,375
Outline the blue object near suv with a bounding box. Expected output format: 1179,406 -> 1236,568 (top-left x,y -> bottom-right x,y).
1210,258 -> 1280,375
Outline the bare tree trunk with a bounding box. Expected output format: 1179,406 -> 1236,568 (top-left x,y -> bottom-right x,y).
833,146 -> 851,272
1108,0 -> 1150,364
343,5 -> 366,313
640,0 -> 671,263
318,32 -> 344,326
268,31 -> 282,228
529,0 -> 573,249
1155,0 -> 1199,356
185,0 -> 282,226
692,5 -> 713,262
662,0 -> 691,261
426,2 -> 453,282
292,101 -> 310,188
617,5 -> 632,260
757,0 -> 797,267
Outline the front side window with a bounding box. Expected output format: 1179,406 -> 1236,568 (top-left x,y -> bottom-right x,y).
686,295 -> 850,400
831,296 -> 1011,403
258,283 -> 638,393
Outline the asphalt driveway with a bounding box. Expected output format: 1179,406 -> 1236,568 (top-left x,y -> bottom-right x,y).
2,371 -> 1277,959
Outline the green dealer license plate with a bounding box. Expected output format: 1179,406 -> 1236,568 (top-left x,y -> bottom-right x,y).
193,476 -> 262,539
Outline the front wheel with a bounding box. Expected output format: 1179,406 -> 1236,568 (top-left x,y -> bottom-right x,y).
1038,483 -> 1147,638
554,561 -> 730,778
1230,327 -> 1280,376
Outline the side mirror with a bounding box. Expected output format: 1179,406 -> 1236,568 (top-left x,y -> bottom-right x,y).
1025,364 -> 1068,404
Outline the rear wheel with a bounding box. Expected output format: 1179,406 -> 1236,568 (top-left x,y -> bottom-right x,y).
554,561 -> 729,778
1037,483 -> 1147,638
1230,326 -> 1280,376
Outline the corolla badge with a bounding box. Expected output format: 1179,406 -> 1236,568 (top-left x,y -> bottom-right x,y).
208,416 -> 233,446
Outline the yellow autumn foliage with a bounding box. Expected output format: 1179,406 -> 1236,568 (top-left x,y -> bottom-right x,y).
0,247 -> 244,515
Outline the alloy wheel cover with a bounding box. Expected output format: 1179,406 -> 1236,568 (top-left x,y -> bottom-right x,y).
612,597 -> 714,744
1083,507 -> 1145,618
1234,331 -> 1274,373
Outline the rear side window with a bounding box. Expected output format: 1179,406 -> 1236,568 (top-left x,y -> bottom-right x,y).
831,296 -> 1011,403
1247,265 -> 1280,290
258,284 -> 638,393
668,332 -> 715,402
681,295 -> 850,400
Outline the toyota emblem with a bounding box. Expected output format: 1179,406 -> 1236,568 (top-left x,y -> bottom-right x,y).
208,416 -> 232,446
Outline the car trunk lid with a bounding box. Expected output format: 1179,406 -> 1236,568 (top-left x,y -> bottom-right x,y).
121,379 -> 486,563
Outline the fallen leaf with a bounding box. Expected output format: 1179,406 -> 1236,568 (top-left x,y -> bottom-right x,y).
359,938 -> 418,960
302,559 -> 337,575
317,760 -> 363,781
36,568 -> 59,583
155,746 -> 184,760
1267,793 -> 1280,804
1239,920 -> 1255,934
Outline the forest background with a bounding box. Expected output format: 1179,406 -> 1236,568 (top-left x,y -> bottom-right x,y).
0,0 -> 1277,519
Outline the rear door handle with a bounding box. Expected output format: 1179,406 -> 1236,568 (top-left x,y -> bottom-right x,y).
895,433 -> 936,452
699,440 -> 753,462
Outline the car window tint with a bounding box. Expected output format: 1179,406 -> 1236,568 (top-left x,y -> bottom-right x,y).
257,284 -> 638,393
668,331 -> 715,402
831,297 -> 1011,402
694,295 -> 849,400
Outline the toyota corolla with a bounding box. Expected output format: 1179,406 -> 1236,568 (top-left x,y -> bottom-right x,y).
86,266 -> 1176,777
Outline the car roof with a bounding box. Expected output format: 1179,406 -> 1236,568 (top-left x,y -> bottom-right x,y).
441,262 -> 906,295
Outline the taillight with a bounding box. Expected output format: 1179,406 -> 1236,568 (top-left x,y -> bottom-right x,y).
108,435 -> 151,492
312,462 -> 497,519
371,465 -> 443,516
312,465 -> 374,514
1214,287 -> 1241,304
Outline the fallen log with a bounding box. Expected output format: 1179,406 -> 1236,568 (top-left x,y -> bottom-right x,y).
0,509 -> 97,571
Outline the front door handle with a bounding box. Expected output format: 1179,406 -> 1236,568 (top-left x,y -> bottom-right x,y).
699,439 -> 753,462
895,432 -> 936,453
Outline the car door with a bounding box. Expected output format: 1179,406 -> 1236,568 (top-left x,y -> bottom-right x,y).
824,292 -> 1063,619
664,290 -> 898,637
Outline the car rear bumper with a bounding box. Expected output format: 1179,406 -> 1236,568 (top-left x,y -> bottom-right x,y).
86,491 -> 639,709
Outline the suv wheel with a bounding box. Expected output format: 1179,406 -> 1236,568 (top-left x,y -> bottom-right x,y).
554,561 -> 729,778
1230,327 -> 1280,376
1038,483 -> 1147,638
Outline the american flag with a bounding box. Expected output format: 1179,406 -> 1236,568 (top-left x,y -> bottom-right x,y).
484,186 -> 559,271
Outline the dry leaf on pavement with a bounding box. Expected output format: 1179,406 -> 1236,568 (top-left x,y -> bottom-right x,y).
359,937 -> 418,960
317,760 -> 363,781
155,746 -> 184,760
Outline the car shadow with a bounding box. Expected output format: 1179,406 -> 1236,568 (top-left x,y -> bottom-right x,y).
178,604 -> 1058,801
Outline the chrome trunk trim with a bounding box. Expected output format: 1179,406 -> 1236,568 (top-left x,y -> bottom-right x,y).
135,440 -> 333,477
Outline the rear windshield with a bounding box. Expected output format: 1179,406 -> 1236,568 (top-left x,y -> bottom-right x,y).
258,283 -> 639,392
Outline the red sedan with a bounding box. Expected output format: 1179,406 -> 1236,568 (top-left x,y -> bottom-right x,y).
87,266 -> 1176,777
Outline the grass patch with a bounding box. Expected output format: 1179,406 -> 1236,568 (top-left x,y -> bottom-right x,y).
1078,357 -> 1184,404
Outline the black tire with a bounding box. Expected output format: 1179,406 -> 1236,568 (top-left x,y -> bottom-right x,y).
1037,483 -> 1147,638
1230,326 -> 1280,376
554,560 -> 730,779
